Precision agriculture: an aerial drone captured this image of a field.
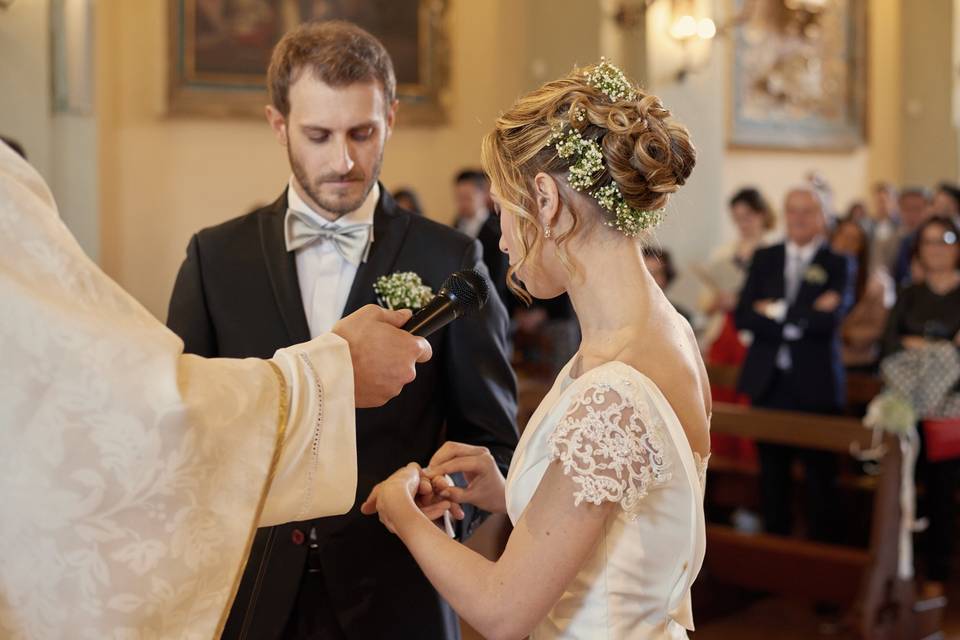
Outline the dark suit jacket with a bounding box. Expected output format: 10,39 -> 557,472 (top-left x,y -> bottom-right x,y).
477,213 -> 510,305
734,243 -> 853,411
167,186 -> 518,640
455,211 -> 511,309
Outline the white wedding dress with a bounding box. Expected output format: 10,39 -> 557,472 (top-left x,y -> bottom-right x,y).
505,360 -> 708,639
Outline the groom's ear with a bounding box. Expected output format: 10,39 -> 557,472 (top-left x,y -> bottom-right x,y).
265,105 -> 289,146
533,172 -> 560,228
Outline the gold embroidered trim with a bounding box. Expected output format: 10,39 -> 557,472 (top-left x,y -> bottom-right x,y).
214,359 -> 289,638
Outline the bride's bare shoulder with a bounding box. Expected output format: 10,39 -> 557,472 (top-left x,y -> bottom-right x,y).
613,316 -> 711,412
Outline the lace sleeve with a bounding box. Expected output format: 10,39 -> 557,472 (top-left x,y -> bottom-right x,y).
548,377 -> 671,514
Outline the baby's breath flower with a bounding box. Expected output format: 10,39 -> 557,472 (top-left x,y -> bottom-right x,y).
544,60 -> 666,238
585,57 -> 637,103
374,272 -> 434,310
553,126 -> 604,191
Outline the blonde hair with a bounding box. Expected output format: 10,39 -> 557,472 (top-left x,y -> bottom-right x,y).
481,64 -> 696,302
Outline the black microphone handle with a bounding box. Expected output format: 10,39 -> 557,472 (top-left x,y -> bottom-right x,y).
402,294 -> 462,337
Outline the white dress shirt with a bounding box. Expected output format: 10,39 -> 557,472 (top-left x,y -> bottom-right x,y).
776,238 -> 823,370
287,179 -> 379,338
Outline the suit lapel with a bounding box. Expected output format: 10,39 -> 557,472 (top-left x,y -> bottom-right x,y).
259,193 -> 311,344
794,246 -> 831,306
770,244 -> 787,299
341,186 -> 412,317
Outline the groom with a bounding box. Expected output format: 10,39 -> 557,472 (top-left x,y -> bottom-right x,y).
167,21 -> 518,640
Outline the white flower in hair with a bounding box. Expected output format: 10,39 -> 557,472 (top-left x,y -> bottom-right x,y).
544,60 -> 665,238
585,57 -> 638,102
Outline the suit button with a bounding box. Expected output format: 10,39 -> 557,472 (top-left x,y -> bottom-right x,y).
291,528 -> 305,545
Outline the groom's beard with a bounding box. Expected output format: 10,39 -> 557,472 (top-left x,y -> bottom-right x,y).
288,146 -> 383,219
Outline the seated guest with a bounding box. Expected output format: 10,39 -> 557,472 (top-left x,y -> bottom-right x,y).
869,181 -> 900,273
392,187 -> 423,215
735,186 -> 854,541
451,169 -> 580,375
893,187 -> 933,285
643,246 -> 693,324
452,169 -> 510,305
830,219 -> 895,371
931,181 -> 960,222
881,215 -> 960,595
700,187 -> 776,364
845,200 -> 869,226
699,188 -> 776,463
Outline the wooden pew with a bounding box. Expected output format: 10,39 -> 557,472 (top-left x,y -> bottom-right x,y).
705,402 -> 946,639
705,363 -> 885,413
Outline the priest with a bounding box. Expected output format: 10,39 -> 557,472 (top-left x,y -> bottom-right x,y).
0,142 -> 432,639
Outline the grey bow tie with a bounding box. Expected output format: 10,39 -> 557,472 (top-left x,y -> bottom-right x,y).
284,208 -> 372,265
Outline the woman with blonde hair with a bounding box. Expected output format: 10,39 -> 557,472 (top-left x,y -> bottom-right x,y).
362,61 -> 710,639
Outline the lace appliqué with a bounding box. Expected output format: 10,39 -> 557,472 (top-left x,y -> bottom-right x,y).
693,451 -> 710,496
549,378 -> 671,516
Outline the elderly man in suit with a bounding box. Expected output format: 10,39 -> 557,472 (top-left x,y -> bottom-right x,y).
167,21 -> 517,640
735,185 -> 854,542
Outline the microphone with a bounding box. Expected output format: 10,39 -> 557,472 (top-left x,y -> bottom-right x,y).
403,269 -> 490,337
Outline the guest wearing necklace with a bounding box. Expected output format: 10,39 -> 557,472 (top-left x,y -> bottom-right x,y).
881,215 -> 960,597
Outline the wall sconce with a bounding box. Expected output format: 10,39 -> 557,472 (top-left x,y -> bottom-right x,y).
667,0 -> 716,82
669,12 -> 716,41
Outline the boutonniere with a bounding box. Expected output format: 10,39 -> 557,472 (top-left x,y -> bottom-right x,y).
804,264 -> 828,286
374,272 -> 435,310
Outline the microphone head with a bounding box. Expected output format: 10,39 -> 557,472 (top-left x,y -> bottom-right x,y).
441,269 -> 489,315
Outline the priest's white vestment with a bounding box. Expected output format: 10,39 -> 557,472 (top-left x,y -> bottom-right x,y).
0,143 -> 358,639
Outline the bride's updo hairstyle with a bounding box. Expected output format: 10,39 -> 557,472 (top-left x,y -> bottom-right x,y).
481,60 -> 695,300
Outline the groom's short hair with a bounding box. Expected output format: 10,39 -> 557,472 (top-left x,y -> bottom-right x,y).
268,20 -> 396,117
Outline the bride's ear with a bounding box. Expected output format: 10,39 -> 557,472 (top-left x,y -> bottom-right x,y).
532,172 -> 561,230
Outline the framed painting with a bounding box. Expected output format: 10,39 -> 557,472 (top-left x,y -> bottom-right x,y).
168,0 -> 450,124
728,0 -> 866,151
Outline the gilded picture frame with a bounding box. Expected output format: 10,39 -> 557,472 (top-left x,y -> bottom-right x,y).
168,0 -> 450,125
728,0 -> 867,151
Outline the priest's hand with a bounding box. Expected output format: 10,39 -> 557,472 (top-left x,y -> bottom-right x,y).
332,305 -> 433,408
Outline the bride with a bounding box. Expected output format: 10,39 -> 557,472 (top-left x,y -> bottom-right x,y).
361,61 -> 711,639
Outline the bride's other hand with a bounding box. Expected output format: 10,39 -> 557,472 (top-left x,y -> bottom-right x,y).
423,442 -> 507,515
415,473 -> 465,522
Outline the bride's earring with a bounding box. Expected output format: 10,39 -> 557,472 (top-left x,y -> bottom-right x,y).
544,226 -> 552,239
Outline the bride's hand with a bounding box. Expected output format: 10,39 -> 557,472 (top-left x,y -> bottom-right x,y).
414,472 -> 465,522
361,463 -> 460,534
423,442 -> 507,515
360,463 -> 420,534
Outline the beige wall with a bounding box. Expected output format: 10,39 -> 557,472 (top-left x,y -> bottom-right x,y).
901,0 -> 959,186
0,0 -> 52,178
1,0 -> 100,259
869,0 -> 903,187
